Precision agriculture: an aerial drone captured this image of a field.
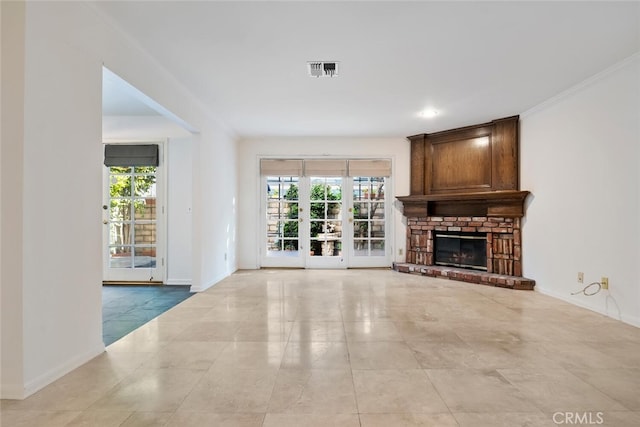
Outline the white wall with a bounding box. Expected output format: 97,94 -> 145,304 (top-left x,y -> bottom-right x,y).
1,0 -> 26,397
167,137 -> 193,285
1,1 -> 238,398
521,54 -> 640,326
192,123 -> 238,291
27,15 -> 106,395
237,137 -> 410,270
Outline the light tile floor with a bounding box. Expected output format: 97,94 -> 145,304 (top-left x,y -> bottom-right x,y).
3,269 -> 640,426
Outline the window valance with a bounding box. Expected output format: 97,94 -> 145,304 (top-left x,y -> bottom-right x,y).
260,158 -> 391,177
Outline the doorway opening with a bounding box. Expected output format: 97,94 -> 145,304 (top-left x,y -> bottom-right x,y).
101,66 -> 196,345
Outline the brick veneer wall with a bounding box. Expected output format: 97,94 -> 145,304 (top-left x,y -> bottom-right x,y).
406,216 -> 522,276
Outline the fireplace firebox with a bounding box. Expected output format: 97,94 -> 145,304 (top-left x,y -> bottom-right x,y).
434,232 -> 487,271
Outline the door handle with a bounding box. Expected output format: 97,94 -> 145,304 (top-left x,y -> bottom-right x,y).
102,205 -> 108,210
299,218 -> 303,223
103,220 -> 109,225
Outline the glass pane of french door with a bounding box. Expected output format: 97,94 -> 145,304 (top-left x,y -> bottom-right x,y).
352,176 -> 386,257
107,166 -> 157,269
265,176 -> 300,258
309,177 -> 343,258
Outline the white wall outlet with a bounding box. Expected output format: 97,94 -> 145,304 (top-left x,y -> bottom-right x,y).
577,272 -> 584,283
399,248 -> 403,256
601,277 -> 609,290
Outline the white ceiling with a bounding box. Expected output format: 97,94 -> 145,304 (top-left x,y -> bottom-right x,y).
95,1 -> 640,138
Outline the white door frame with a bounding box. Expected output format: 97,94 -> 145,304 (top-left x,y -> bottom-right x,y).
102,141 -> 167,282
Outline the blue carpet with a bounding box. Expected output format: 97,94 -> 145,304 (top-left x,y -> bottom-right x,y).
102,285 -> 194,346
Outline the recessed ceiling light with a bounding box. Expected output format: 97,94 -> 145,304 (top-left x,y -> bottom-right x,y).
418,109 -> 439,119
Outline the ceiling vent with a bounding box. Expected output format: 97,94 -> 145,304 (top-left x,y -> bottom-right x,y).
308,61 -> 339,78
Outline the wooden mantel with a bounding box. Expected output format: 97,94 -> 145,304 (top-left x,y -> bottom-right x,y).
397,190 -> 530,218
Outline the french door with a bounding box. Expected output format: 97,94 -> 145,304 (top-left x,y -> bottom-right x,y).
348,175 -> 389,267
103,160 -> 165,282
262,172 -> 391,268
306,176 -> 346,268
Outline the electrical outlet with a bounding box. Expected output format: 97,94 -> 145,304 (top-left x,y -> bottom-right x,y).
577,272 -> 584,284
399,248 -> 403,256
601,277 -> 609,290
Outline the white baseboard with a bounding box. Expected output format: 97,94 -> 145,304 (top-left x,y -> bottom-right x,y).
1,383 -> 27,400
165,278 -> 191,286
535,286 -> 640,328
4,343 -> 105,400
620,313 -> 640,328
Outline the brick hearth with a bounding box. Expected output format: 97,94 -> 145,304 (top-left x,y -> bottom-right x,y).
393,262 -> 535,290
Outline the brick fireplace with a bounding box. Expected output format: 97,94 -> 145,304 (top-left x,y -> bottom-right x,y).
394,116 -> 535,290
407,216 -> 520,275
395,214 -> 535,290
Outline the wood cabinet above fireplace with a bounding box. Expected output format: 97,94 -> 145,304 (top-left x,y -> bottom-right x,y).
400,115 -> 528,218
408,115 -> 519,196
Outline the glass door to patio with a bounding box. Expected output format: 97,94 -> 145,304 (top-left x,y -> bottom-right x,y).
348,176 -> 390,267
261,159 -> 392,269
103,144 -> 164,282
305,176 -> 346,268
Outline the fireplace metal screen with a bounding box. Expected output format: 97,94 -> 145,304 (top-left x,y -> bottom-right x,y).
434,232 -> 487,271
